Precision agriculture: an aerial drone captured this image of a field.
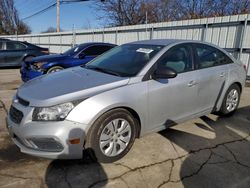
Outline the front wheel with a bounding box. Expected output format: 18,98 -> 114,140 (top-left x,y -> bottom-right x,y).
219,84 -> 241,116
46,66 -> 64,73
86,108 -> 137,163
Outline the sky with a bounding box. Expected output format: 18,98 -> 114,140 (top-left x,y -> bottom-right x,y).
14,0 -> 104,34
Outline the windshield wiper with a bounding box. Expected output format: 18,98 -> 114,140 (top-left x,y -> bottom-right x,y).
86,66 -> 121,77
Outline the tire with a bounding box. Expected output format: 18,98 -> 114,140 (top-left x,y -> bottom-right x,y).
86,108 -> 137,163
219,84 -> 241,116
46,66 -> 64,73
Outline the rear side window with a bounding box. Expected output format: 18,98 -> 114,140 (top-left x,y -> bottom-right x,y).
194,44 -> 232,69
157,45 -> 193,73
6,42 -> 26,50
83,45 -> 113,56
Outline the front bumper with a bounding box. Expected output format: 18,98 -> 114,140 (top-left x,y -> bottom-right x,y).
20,63 -> 44,82
7,104 -> 87,159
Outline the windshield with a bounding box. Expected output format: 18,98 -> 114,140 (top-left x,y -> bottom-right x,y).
63,45 -> 81,56
84,44 -> 163,77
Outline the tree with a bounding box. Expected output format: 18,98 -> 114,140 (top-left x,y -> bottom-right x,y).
230,0 -> 250,14
95,0 -> 162,26
172,0 -> 214,19
41,27 -> 58,33
95,0 -> 250,27
0,0 -> 31,35
41,27 -> 64,33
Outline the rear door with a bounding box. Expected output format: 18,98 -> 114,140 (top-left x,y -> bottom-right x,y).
147,44 -> 200,130
4,41 -> 27,66
193,44 -> 230,112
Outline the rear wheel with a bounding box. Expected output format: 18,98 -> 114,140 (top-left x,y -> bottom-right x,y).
46,66 -> 64,73
86,108 -> 137,163
219,84 -> 241,116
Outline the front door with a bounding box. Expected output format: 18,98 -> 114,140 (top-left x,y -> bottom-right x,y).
147,44 -> 199,131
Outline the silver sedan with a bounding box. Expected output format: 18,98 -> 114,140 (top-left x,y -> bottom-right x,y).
7,39 -> 246,163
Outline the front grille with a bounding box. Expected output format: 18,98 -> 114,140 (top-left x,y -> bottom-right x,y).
9,106 -> 23,124
17,96 -> 29,106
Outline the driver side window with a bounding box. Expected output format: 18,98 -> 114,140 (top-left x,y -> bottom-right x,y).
157,45 -> 193,73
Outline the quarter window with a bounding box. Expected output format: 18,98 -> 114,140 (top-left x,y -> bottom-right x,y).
194,44 -> 232,69
157,45 -> 193,73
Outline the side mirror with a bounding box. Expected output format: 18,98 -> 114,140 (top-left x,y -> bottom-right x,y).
78,53 -> 86,59
153,67 -> 177,79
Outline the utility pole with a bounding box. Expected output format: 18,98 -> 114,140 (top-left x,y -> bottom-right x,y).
57,0 -> 60,32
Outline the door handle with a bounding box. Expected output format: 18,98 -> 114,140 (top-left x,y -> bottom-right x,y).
220,72 -> 225,77
188,80 -> 197,87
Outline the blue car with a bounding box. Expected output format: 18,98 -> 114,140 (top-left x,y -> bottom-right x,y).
20,42 -> 116,82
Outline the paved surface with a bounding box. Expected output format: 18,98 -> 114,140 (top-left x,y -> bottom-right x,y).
0,68 -> 250,188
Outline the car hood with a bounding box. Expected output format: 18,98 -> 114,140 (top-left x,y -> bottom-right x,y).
17,67 -> 129,107
27,54 -> 70,64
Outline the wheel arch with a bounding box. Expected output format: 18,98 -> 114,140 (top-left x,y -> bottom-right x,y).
233,82 -> 242,93
116,106 -> 141,138
90,106 -> 142,138
215,81 -> 242,112
22,54 -> 35,61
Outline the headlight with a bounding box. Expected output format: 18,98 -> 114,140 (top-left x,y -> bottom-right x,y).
33,102 -> 75,121
31,62 -> 46,71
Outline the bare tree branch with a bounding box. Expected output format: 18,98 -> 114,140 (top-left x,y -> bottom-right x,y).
0,0 -> 31,35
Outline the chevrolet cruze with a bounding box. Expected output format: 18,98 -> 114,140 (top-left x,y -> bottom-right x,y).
7,39 -> 246,163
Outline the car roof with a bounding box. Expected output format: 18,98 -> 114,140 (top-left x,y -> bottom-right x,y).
77,42 -> 116,48
0,38 -> 10,41
129,39 -> 197,46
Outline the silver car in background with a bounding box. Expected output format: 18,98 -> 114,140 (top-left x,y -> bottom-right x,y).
7,39 -> 246,162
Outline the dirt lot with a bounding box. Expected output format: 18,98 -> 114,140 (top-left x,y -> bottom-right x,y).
0,68 -> 250,188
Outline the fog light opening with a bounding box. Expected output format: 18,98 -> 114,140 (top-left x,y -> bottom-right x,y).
25,137 -> 64,152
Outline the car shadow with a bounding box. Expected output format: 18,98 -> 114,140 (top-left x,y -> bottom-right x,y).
45,107 -> 250,188
0,132 -> 47,173
45,128 -> 108,188
159,105 -> 250,187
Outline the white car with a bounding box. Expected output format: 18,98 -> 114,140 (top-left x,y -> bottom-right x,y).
7,39 -> 246,163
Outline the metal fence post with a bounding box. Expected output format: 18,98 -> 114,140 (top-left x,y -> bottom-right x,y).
150,27 -> 154,40
115,29 -> 118,44
60,34 -> 62,53
202,21 -> 208,41
72,26 -> 76,47
102,28 -> 105,42
48,35 -> 50,52
239,18 -> 248,60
